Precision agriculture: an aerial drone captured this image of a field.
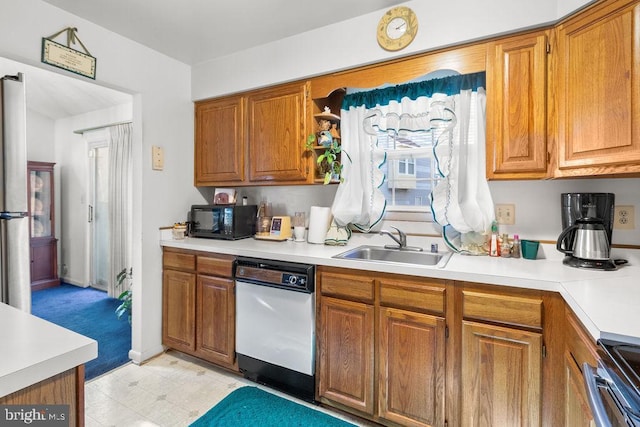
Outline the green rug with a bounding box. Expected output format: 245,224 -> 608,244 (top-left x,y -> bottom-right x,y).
190,386 -> 356,427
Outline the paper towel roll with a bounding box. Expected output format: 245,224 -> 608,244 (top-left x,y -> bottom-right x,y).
307,206 -> 332,244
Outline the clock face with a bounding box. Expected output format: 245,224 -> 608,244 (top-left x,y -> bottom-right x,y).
377,6 -> 418,51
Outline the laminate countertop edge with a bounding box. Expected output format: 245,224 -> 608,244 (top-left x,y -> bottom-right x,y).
0,303 -> 98,398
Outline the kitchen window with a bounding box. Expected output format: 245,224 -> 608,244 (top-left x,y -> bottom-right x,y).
376,129 -> 440,218
333,71 -> 490,233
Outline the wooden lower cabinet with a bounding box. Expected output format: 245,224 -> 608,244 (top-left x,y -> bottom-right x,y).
460,320 -> 542,427
196,275 -> 235,366
318,296 -> 375,414
379,307 -> 446,427
162,269 -> 196,352
318,267 -> 446,426
0,366 -> 85,427
564,310 -> 599,426
162,248 -> 237,370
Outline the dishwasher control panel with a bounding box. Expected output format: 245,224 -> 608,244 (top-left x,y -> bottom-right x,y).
235,257 -> 314,293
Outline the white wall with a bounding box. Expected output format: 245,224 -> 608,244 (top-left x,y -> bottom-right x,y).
191,0 -> 593,99
1,0 -> 205,364
26,110 -> 55,161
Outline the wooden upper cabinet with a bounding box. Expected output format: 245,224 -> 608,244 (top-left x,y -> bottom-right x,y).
246,81 -> 310,183
194,95 -> 245,185
486,31 -> 549,179
554,0 -> 640,177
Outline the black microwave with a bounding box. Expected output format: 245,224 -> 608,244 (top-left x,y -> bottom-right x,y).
189,205 -> 257,240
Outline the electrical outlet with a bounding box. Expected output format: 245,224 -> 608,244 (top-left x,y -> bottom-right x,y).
495,204 -> 515,225
614,205 -> 635,230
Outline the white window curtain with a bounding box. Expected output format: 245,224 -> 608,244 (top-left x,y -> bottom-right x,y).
428,89 -> 495,251
331,104 -> 386,232
108,123 -> 133,297
332,73 -> 494,249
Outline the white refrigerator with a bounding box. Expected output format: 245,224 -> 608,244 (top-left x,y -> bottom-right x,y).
0,73 -> 31,311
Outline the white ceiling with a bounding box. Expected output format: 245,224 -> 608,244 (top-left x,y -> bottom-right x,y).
1,57 -> 132,120
41,0 -> 406,66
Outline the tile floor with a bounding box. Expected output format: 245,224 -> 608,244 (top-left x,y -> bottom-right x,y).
85,350 -> 370,426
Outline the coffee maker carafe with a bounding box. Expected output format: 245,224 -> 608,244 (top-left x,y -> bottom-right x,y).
557,193 -> 617,270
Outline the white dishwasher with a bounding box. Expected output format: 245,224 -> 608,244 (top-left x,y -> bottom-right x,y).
235,257 -> 315,402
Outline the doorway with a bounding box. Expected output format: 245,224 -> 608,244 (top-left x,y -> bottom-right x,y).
86,130 -> 111,291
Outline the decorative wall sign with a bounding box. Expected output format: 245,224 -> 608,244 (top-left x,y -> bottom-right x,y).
42,27 -> 96,79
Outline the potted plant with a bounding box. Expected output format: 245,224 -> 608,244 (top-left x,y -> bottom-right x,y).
305,134 -> 351,184
115,268 -> 132,324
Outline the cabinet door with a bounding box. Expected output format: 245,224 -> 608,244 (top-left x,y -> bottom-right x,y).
486,31 -> 548,179
318,296 -> 375,414
194,95 -> 245,185
565,353 -> 596,427
246,81 -> 310,183
461,320 -> 542,427
378,307 -> 445,427
196,275 -> 235,367
162,269 -> 196,351
555,0 -> 640,176
30,237 -> 58,289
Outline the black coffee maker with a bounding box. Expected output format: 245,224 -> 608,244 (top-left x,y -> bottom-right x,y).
557,193 -> 617,270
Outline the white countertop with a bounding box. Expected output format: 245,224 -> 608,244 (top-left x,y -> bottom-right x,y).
161,231 -> 640,346
0,303 -> 98,398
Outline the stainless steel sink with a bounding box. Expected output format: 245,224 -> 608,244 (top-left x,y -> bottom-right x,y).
333,245 -> 451,268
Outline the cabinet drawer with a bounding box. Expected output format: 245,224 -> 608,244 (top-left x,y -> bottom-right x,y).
379,278 -> 445,314
197,254 -> 235,277
163,249 -> 196,271
320,272 -> 374,303
462,290 -> 542,329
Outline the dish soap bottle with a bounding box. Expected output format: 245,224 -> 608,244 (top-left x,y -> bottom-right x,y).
489,221 -> 500,257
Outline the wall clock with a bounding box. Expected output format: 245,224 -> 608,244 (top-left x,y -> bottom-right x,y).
377,6 -> 418,51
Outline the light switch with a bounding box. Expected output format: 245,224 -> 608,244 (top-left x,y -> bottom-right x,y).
152,146 -> 164,170
495,204 -> 515,225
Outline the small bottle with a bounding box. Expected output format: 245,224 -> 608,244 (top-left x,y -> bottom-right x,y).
489,221 -> 499,257
511,234 -> 521,258
501,233 -> 511,258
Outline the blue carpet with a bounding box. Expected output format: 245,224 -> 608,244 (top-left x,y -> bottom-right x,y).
190,386 -> 356,427
31,283 -> 131,381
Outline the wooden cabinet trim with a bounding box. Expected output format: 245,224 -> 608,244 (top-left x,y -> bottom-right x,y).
319,271 -> 375,303
379,278 -> 446,315
197,254 -> 235,277
462,289 -> 543,329
163,248 -> 196,272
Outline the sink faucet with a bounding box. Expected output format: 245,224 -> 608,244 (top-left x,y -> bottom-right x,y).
379,226 -> 423,251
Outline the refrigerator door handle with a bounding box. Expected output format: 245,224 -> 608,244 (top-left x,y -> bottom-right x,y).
88,205 -> 93,223
0,211 -> 29,220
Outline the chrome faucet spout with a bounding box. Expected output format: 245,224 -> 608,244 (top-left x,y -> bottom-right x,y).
380,226 -> 406,249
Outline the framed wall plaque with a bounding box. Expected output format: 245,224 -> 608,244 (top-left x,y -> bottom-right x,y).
42,37 -> 96,79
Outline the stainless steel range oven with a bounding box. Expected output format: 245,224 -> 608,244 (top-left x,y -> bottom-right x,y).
584,339 -> 640,426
